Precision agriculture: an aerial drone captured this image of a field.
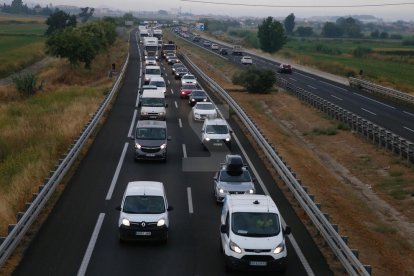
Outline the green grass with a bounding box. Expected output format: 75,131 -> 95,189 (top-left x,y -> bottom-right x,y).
0,23 -> 46,35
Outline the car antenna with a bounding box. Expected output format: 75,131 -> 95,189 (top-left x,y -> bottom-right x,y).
253,200 -> 259,205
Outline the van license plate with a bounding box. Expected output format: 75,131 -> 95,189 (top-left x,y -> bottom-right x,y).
136,231 -> 151,236
146,154 -> 155,157
250,261 -> 267,266
213,143 -> 222,146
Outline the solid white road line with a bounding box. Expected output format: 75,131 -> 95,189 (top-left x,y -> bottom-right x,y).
175,101 -> 178,109
127,109 -> 137,138
361,108 -> 377,116
403,111 -> 414,117
182,144 -> 187,158
187,187 -> 194,214
330,95 -> 343,101
289,77 -> 297,82
353,93 -> 396,109
319,80 -> 348,92
403,126 -> 414,133
307,85 -> 317,90
106,143 -> 129,200
179,118 -> 183,128
77,213 -> 105,276
232,133 -> 315,276
170,88 -> 174,95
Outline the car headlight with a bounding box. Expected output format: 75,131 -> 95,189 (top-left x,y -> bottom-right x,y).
229,240 -> 242,254
159,112 -> 165,116
122,218 -> 130,226
142,112 -> 148,115
135,143 -> 141,149
194,113 -> 200,117
160,143 -> 166,149
273,242 -> 285,254
225,137 -> 231,142
191,99 -> 196,101
145,77 -> 150,81
219,188 -> 225,194
203,98 -> 207,101
205,137 -> 210,141
248,189 -> 254,194
157,219 -> 165,227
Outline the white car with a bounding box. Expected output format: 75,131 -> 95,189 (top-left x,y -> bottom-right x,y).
220,194 -> 291,272
145,56 -> 157,66
117,181 -> 173,242
143,65 -> 161,84
211,43 -> 219,50
201,118 -> 232,149
192,102 -> 218,121
181,74 -> 197,86
149,76 -> 167,94
241,56 -> 253,65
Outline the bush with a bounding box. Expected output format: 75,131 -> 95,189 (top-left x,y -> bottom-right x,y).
232,68 -> 276,93
315,44 -> 342,55
353,46 -> 372,58
12,73 -> 42,97
402,38 -> 414,46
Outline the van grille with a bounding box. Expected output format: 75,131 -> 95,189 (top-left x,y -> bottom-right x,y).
245,249 -> 271,253
141,146 -> 161,153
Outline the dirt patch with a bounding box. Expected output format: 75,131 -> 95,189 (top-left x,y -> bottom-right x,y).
179,47 -> 414,275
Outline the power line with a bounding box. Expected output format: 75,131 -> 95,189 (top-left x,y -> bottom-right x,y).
180,0 -> 414,8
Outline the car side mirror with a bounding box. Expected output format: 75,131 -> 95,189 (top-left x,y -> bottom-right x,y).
161,73 -> 163,76
167,136 -> 172,141
167,206 -> 174,211
115,206 -> 121,211
130,135 -> 135,140
229,130 -> 233,134
283,226 -> 291,236
165,103 -> 169,108
213,177 -> 217,181
138,102 -> 141,107
220,225 -> 227,233
201,129 -> 205,133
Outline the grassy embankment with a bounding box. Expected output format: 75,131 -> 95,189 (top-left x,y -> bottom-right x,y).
0,21 -> 129,236
0,16 -> 47,78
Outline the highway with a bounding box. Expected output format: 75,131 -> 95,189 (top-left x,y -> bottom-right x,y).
179,32 -> 414,142
13,31 -> 332,276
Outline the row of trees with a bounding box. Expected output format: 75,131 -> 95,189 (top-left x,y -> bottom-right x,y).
1,0 -> 55,16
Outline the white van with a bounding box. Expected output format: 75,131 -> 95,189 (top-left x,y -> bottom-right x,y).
220,194 -> 291,272
117,181 -> 173,242
139,90 -> 167,120
149,76 -> 167,94
143,65 -> 162,84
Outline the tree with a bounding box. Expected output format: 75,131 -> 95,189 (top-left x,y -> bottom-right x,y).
296,26 -> 313,37
257,16 -> 286,53
232,68 -> 276,93
322,22 -> 343,38
45,10 -> 77,36
380,31 -> 389,39
370,29 -> 379,38
336,17 -> 362,38
284,13 -> 295,35
78,7 -> 94,23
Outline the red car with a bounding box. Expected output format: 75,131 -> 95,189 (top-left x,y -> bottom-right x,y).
180,84 -> 198,99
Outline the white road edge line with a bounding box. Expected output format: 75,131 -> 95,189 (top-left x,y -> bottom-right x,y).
179,118 -> 183,128
353,93 -> 396,109
307,85 -> 317,90
330,95 -> 343,101
403,111 -> 414,117
182,144 -> 187,158
127,109 -> 137,138
403,126 -> 414,133
106,143 -> 129,200
77,213 -> 105,276
319,80 -> 348,91
232,133 -> 315,276
175,101 -> 178,109
361,108 -> 377,116
187,187 -> 194,214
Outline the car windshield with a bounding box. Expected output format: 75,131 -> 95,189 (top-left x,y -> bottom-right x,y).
136,127 -> 166,140
192,91 -> 205,96
145,69 -> 161,75
232,212 -> 280,237
219,170 -> 251,182
149,81 -> 166,88
141,97 -> 165,107
177,68 -> 188,73
205,124 -> 228,134
182,84 -> 197,90
123,195 -> 165,214
183,75 -> 195,80
196,104 -> 214,110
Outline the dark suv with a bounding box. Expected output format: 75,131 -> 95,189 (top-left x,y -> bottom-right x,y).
134,120 -> 171,161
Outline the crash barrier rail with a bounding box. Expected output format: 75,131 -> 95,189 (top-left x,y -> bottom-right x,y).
180,53 -> 372,275
277,77 -> 414,164
349,77 -> 414,105
0,54 -> 130,268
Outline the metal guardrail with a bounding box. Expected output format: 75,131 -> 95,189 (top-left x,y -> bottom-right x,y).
350,77 -> 414,105
180,54 -> 372,275
278,77 -> 414,163
0,53 -> 130,268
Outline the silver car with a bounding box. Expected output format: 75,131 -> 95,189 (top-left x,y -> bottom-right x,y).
134,120 -> 171,161
213,155 -> 256,203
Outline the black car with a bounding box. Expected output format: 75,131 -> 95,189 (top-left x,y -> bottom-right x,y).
171,63 -> 185,74
278,64 -> 293,74
188,90 -> 208,106
174,67 -> 189,79
219,48 -> 228,55
167,56 -> 180,65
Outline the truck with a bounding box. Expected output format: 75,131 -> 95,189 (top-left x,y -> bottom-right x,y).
161,42 -> 177,59
232,45 -> 244,56
138,26 -> 149,44
143,37 -> 159,60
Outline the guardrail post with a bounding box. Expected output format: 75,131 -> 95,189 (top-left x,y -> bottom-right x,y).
364,265 -> 372,275
352,249 -> 359,258
16,212 -> 25,222
8,225 -> 15,234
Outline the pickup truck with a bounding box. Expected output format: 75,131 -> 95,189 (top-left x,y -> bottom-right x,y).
232,45 -> 244,56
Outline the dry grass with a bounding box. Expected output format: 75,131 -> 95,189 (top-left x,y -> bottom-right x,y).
171,32 -> 414,275
0,37 -> 128,237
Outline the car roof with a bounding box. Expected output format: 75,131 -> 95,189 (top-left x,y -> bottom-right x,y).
225,194 -> 280,214
183,74 -> 195,77
136,120 -> 166,128
195,102 -> 213,106
242,56 -> 252,59
205,118 -> 227,125
142,85 -> 157,90
145,65 -> 160,69
125,181 -> 165,197
149,76 -> 165,82
141,90 -> 165,97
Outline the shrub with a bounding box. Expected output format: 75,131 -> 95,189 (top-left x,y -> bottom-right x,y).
402,38 -> 414,46
315,44 -> 342,55
12,73 -> 42,97
232,68 -> 276,93
353,46 -> 372,58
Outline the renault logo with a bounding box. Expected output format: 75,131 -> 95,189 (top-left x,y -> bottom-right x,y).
141,222 -> 146,227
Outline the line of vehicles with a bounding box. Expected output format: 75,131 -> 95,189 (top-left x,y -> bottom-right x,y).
116,30 -> 291,273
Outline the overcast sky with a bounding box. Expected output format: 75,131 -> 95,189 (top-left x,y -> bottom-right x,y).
34,0 -> 414,21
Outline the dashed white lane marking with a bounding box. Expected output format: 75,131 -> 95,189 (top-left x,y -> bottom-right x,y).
307,85 -> 317,90
361,108 -> 377,116
353,93 -> 396,109
77,213 -> 105,276
182,144 -> 187,158
319,80 -> 348,91
330,95 -> 343,101
170,88 -> 174,95
403,111 -> 414,117
403,126 -> 414,133
175,101 -> 178,109
127,109 -> 137,138
179,118 -> 183,128
106,143 -> 129,200
289,78 -> 297,82
296,72 -> 315,80
187,187 -> 194,214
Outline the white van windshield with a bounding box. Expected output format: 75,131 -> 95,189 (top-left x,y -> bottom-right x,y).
123,195 -> 165,214
136,127 -> 166,140
232,212 -> 280,237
